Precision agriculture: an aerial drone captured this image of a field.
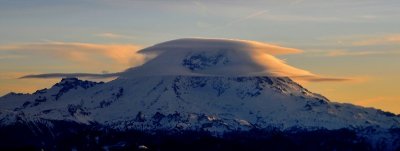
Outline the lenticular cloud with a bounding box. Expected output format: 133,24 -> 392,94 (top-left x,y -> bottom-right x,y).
21,38 -> 348,82
137,38 -> 302,55
119,38 -> 312,78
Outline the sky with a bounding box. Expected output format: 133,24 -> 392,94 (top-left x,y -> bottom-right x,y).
0,0 -> 399,113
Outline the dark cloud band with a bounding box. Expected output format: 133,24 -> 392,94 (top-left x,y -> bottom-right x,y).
20,72 -> 121,79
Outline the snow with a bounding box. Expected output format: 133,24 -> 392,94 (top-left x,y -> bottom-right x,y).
0,38 -> 399,148
119,38 -> 315,79
1,76 -> 399,131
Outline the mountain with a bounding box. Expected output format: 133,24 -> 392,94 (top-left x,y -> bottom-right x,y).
1,38 -> 400,150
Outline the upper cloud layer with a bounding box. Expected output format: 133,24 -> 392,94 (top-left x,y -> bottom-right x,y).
119,38 -> 348,82
138,38 -> 302,55
0,42 -> 145,69
18,38 -> 349,82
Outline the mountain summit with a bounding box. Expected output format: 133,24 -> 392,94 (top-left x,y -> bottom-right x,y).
120,38 -> 312,78
1,38 -> 399,150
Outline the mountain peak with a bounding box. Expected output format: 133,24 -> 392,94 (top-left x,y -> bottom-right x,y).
120,38 -> 313,79
55,77 -> 103,87
59,77 -> 80,83
51,77 -> 103,100
1,38 -> 399,150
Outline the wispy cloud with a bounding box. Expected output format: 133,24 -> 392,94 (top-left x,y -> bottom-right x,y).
290,0 -> 305,5
292,75 -> 353,82
291,75 -> 368,84
258,14 -> 345,22
321,34 -> 400,47
2,38 -> 366,84
20,72 -> 121,79
0,42 -> 147,80
226,10 -> 268,26
227,10 -> 362,25
302,48 -> 400,57
325,50 -> 399,57
95,32 -> 135,39
0,42 -> 145,68
0,54 -> 25,60
351,34 -> 400,46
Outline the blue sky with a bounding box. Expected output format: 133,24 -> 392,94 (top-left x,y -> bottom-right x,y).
1,0 -> 399,45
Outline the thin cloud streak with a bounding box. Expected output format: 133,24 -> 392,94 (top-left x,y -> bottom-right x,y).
95,33 -> 135,39
20,72 -> 121,79
352,34 -> 400,46
303,49 -> 400,57
226,10 -> 268,26
21,72 -> 355,83
326,50 -> 399,57
320,34 -> 400,47
292,75 -> 353,82
226,11 -> 367,25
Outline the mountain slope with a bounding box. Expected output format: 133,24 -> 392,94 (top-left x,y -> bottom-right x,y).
1,76 -> 399,150
1,76 -> 399,131
1,38 -> 399,150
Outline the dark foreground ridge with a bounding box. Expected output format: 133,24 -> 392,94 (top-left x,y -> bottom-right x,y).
0,120 -> 398,151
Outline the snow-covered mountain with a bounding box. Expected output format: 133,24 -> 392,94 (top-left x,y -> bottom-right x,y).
1,38 -> 399,150
1,76 -> 399,131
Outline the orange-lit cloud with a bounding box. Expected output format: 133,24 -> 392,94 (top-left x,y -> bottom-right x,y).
0,41 -> 138,94
125,38 -> 351,82
0,42 -> 144,69
6,38 -> 354,83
